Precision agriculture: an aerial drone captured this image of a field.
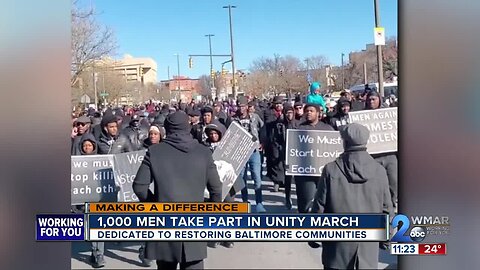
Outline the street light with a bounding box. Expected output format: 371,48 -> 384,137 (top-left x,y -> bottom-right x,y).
223,5 -> 237,98
341,53 -> 345,90
205,34 -> 215,94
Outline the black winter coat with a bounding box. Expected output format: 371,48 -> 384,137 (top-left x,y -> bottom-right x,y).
311,150 -> 393,269
133,133 -> 222,262
269,117 -> 299,184
71,129 -> 93,155
97,132 -> 135,154
122,125 -> 149,151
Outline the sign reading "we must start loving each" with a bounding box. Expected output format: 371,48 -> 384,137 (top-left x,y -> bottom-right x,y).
285,108 -> 398,176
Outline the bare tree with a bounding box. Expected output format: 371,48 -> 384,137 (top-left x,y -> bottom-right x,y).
244,71 -> 270,98
383,37 -> 398,81
71,0 -> 117,86
197,75 -> 213,97
336,37 -> 398,88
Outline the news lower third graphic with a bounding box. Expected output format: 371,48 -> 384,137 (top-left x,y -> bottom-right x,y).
34,206 -> 450,257
35,203 -> 389,242
390,213 -> 449,255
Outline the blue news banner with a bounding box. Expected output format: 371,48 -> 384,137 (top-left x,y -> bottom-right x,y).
36,214 -> 388,242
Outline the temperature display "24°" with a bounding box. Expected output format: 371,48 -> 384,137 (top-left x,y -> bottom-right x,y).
390,243 -> 447,255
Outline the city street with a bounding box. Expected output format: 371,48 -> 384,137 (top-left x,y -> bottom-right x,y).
72,168 -> 397,269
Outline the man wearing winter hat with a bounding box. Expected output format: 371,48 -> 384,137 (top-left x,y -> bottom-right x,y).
191,106 -> 220,143
187,108 -> 201,126
364,90 -> 398,209
263,96 -> 284,186
328,97 -> 352,131
311,123 -> 393,269
133,111 -> 222,269
122,113 -> 149,151
213,101 -> 230,127
293,101 -> 304,121
232,96 -> 266,212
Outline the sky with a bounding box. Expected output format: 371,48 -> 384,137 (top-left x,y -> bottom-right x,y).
79,0 -> 397,82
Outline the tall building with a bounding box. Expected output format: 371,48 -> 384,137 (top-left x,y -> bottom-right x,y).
113,54 -> 157,84
90,54 -> 158,85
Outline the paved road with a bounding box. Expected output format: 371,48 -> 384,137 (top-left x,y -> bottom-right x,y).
72,177 -> 397,269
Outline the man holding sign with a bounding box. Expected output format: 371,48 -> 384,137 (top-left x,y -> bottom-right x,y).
295,103 -> 334,213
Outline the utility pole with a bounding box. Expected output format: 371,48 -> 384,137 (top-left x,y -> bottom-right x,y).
374,0 -> 385,97
167,66 -> 171,100
223,5 -> 237,98
174,54 -> 180,101
341,53 -> 345,90
205,34 -> 215,94
92,68 -> 98,110
102,69 -> 106,107
363,62 -> 368,84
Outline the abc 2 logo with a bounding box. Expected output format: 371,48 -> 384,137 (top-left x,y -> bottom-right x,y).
391,214 -> 426,242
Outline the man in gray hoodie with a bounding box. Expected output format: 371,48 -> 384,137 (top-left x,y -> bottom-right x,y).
311,123 -> 393,269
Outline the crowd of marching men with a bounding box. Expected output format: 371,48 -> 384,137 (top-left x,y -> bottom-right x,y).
71,81 -> 398,268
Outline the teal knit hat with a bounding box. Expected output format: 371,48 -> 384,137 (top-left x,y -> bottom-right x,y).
310,82 -> 321,94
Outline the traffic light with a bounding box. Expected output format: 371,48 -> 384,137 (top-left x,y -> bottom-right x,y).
280,70 -> 283,76
188,57 -> 193,68
221,68 -> 227,76
139,67 -> 143,76
210,69 -> 216,79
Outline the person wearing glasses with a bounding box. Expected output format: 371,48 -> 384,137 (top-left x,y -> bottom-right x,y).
293,101 -> 304,121
71,115 -> 92,155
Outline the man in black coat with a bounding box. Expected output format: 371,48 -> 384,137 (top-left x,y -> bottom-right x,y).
97,114 -> 135,154
365,91 -> 398,208
263,96 -> 284,183
295,103 -> 334,213
270,104 -> 298,207
213,101 -> 230,127
311,123 -> 393,269
191,106 -> 216,144
328,97 -> 351,131
133,111 -> 222,270
122,113 -> 149,150
348,91 -> 365,112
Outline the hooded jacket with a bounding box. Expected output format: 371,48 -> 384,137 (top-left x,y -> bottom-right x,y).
78,133 -> 98,155
310,124 -> 393,269
122,117 -> 149,151
310,149 -> 393,269
97,115 -> 135,155
203,122 -> 227,152
133,112 -> 223,263
328,97 -> 351,130
364,91 -> 387,110
306,82 -> 326,111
